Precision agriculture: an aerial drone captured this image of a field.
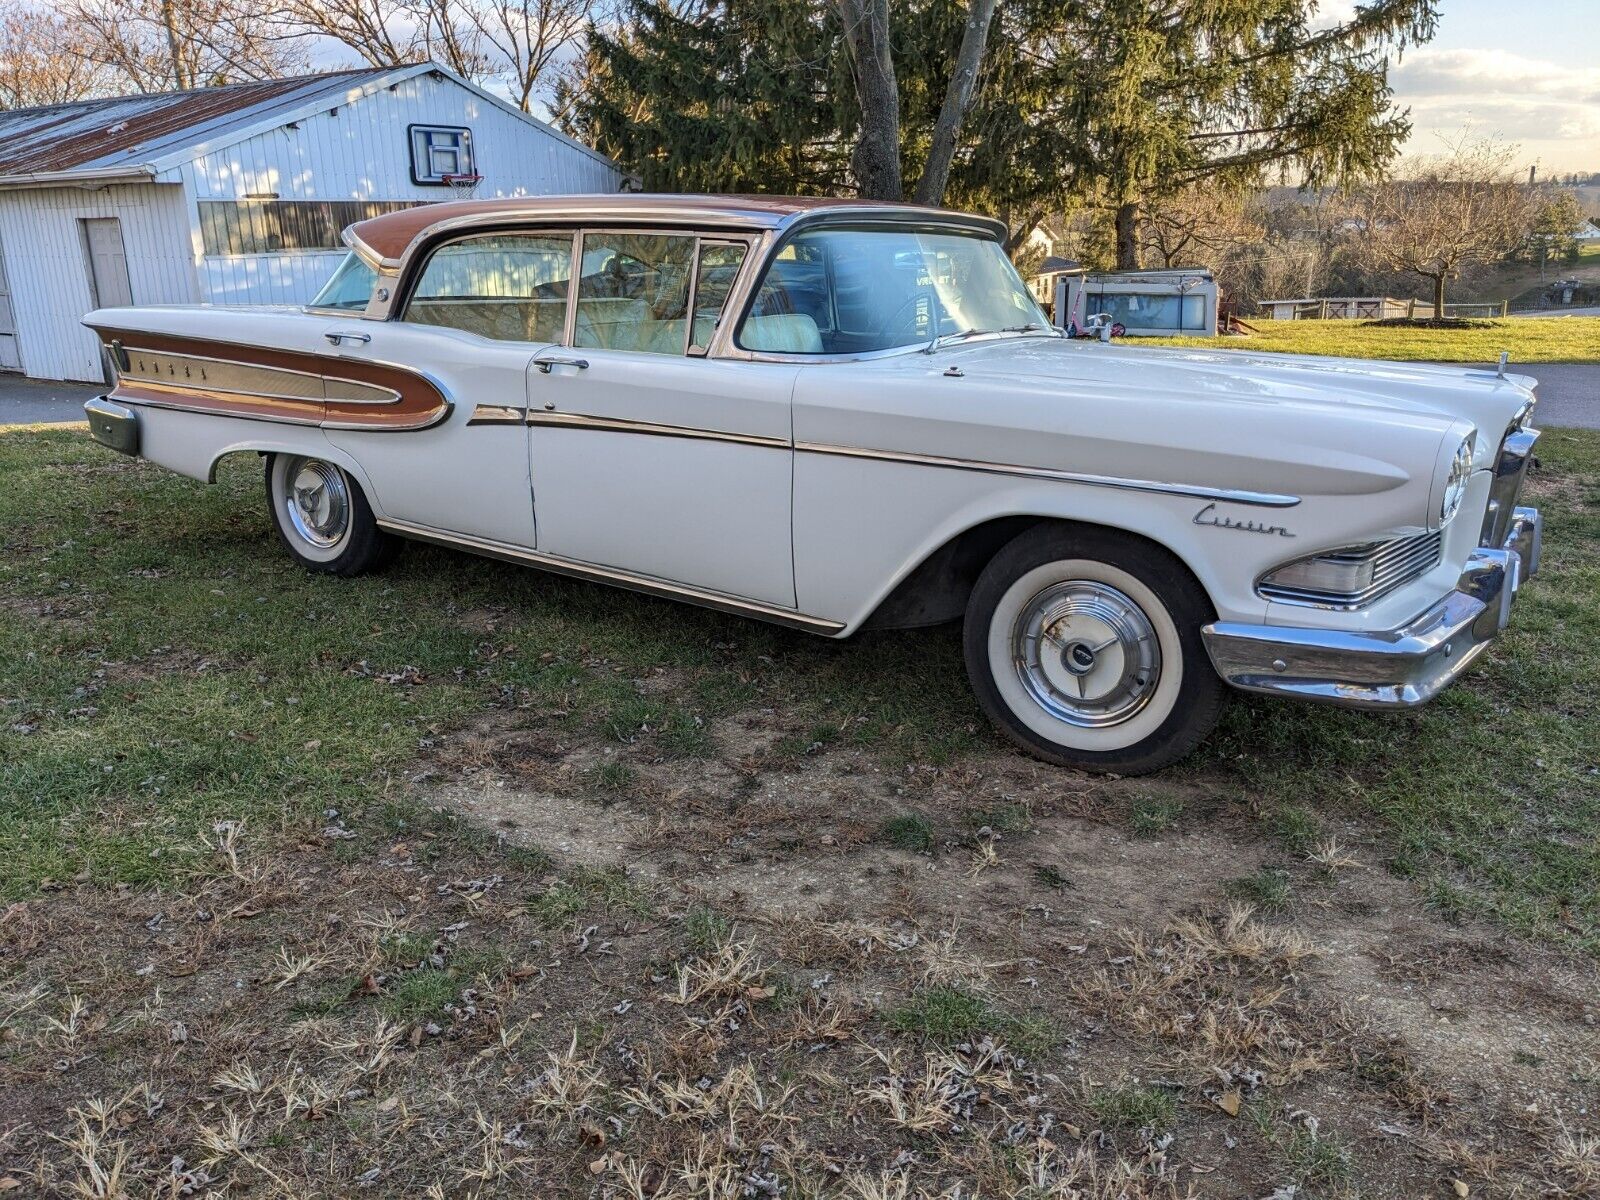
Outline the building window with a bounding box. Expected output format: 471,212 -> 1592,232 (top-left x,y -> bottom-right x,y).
409,125 -> 475,184
198,200 -> 421,256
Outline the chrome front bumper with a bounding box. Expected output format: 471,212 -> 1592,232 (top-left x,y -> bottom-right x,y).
1203,506 -> 1542,709
85,396 -> 139,456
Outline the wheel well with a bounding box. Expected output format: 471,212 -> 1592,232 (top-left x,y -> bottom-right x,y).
859,516 -> 1210,631
206,447 -> 271,484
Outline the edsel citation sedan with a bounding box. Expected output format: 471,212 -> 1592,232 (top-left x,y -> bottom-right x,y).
83,195 -> 1543,774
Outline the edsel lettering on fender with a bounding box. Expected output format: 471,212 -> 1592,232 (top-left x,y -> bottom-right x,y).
1192,502 -> 1295,537
79,193 -> 1543,775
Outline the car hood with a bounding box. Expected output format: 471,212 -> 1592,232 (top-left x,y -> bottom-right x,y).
930,336 -> 1535,467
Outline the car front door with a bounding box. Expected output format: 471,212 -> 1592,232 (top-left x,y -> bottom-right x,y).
325,231 -> 576,548
526,231 -> 799,609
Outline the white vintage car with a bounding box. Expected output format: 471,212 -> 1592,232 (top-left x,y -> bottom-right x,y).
83,195 -> 1542,774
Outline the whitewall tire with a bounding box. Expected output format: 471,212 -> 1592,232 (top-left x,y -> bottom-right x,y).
265,453 -> 399,577
964,525 -> 1226,775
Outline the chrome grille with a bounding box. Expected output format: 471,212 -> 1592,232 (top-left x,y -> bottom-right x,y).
1258,529 -> 1444,608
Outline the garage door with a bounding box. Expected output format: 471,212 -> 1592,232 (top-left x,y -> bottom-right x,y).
0,235 -> 19,371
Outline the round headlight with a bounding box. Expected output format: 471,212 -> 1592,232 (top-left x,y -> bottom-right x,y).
1440,434 -> 1473,525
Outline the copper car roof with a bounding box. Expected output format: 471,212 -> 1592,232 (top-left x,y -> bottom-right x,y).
346,193 -> 1008,270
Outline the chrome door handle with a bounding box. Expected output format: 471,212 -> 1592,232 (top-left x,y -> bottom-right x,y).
533,355 -> 589,373
325,330 -> 371,346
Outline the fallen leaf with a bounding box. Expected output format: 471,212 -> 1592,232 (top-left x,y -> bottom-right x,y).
1215,1090 -> 1242,1118
579,1121 -> 606,1147
1453,1182 -> 1469,1198
588,1156 -> 608,1176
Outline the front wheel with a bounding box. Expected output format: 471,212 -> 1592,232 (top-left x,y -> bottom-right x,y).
265,453 -> 399,576
963,525 -> 1226,775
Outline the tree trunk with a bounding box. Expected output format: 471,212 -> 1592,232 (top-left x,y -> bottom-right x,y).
836,0 -> 902,201
161,0 -> 188,89
1114,201 -> 1141,270
912,0 -> 997,207
1431,273 -> 1445,319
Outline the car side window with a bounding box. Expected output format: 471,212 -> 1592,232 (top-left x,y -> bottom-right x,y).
404,233 -> 573,342
690,242 -> 748,351
573,233 -> 695,355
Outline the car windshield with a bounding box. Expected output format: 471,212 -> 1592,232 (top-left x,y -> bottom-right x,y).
736,226 -> 1048,356
310,252 -> 378,312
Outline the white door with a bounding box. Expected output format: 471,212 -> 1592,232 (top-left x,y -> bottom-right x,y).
526,232 -> 797,607
0,235 -> 19,371
82,218 -> 134,309
325,230 -> 573,549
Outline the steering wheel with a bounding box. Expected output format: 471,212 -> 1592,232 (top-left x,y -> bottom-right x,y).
876,288 -> 941,344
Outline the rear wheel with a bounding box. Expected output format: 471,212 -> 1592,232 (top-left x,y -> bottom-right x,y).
265,453 -> 399,576
963,525 -> 1226,775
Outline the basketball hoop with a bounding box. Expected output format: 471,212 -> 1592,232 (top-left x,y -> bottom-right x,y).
442,173 -> 483,200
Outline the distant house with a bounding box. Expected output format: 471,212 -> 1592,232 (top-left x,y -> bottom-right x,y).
0,64 -> 621,382
1574,219 -> 1600,241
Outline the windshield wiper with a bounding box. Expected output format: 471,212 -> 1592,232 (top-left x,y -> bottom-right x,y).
922,326 -> 984,354
922,322 -> 1059,354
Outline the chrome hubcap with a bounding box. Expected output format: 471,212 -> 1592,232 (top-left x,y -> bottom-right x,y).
1012,581 -> 1162,728
283,457 -> 350,549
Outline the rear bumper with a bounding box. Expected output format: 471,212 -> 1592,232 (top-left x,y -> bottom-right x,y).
85,396 -> 139,456
1202,506 -> 1541,709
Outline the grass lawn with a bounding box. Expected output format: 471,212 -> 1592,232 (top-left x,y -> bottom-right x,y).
1143,314 -> 1600,363
2,426 -> 1597,1196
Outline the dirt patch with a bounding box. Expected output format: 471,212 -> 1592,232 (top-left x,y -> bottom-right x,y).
6,715 -> 1597,1197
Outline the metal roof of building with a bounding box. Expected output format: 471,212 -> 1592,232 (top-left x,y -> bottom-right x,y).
0,67 -> 408,184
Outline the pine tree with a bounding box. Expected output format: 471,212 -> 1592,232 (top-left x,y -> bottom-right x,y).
563,0 -> 853,195
564,0 -> 1440,260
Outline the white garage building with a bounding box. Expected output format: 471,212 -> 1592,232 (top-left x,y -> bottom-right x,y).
0,63 -> 622,383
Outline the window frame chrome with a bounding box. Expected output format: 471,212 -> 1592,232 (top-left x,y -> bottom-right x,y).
717,217 -> 1050,365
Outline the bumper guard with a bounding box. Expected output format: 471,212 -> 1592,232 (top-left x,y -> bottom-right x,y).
84,396 -> 139,456
1202,506 -> 1541,709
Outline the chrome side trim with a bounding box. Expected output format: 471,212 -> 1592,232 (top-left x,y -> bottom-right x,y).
112,392 -> 453,432
526,409 -> 789,449
377,518 -> 845,634
794,441 -> 1301,508
116,345 -> 401,405
114,392 -> 321,427
467,404 -> 526,426
519,414 -> 1298,505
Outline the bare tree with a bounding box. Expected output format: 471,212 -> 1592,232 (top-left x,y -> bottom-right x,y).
0,2 -> 115,107
1354,139 -> 1537,317
281,0 -> 599,113
66,0 -> 305,91
277,0 -> 417,68
1141,187 -> 1265,269
467,0 -> 597,113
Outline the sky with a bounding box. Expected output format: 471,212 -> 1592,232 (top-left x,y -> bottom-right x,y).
1379,0 -> 1600,174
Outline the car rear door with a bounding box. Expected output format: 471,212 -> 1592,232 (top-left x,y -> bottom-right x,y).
325,231 -> 577,549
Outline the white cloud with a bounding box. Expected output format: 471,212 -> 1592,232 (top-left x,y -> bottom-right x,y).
1389,47 -> 1600,171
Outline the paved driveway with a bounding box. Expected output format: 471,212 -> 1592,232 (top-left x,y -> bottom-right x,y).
1491,364 -> 1600,431
1,363 -> 1596,430
0,375 -> 100,426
